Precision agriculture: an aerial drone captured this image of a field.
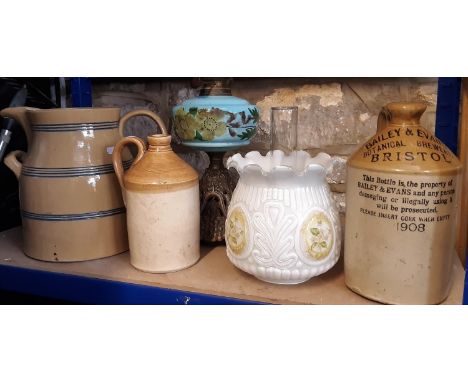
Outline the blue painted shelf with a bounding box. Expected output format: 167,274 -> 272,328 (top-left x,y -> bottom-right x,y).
0,228 -> 261,305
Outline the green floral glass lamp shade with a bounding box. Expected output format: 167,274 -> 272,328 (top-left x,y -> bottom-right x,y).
172,79 -> 259,151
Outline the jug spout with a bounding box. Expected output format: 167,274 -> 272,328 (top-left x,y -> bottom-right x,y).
0,106 -> 34,146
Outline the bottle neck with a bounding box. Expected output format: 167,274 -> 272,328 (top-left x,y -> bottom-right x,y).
147,134 -> 172,152
148,144 -> 172,152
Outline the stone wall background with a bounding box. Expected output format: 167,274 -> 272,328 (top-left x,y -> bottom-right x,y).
92,77 -> 438,213
92,78 -> 437,146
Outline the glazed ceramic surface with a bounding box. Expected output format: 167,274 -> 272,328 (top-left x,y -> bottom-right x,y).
172,80 -> 258,152
1,107 -> 130,262
345,102 -> 462,304
225,150 -> 341,284
113,110 -> 200,273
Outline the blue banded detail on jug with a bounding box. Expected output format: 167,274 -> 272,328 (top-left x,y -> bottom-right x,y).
21,160 -> 132,178
31,121 -> 118,132
21,207 -> 126,221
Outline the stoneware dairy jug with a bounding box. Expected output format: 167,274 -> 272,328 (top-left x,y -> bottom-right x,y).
1,107 -> 130,262
112,110 -> 200,273
345,102 -> 462,304
225,150 -> 341,284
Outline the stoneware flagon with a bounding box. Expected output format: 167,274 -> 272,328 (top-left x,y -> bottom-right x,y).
225,150 -> 341,284
2,107 -> 130,262
345,102 -> 462,304
112,110 -> 200,273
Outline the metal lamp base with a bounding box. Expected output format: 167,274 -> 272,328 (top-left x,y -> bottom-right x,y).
200,151 -> 237,243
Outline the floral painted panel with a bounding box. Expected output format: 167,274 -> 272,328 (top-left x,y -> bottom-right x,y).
300,211 -> 334,261
173,107 -> 258,142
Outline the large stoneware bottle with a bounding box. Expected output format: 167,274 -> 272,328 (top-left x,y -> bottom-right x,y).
345,102 -> 462,304
112,110 -> 200,273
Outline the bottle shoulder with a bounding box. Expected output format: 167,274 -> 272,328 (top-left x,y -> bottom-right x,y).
123,150 -> 199,192
348,125 -> 462,174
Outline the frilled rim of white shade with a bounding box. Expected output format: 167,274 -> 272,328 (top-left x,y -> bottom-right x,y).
227,150 -> 333,177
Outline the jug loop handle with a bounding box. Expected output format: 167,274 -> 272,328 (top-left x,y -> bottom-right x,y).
112,136 -> 146,206
4,150 -> 25,179
377,106 -> 391,132
118,109 -> 168,137
201,190 -> 227,218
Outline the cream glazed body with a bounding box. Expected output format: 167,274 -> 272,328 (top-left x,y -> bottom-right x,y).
125,186 -> 199,272
225,150 -> 341,284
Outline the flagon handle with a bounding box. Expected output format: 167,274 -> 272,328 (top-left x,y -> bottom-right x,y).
118,109 -> 168,137
112,136 -> 146,205
115,109 -> 169,204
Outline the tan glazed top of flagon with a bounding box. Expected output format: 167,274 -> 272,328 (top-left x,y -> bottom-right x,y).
348,102 -> 462,174
112,109 -> 199,193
